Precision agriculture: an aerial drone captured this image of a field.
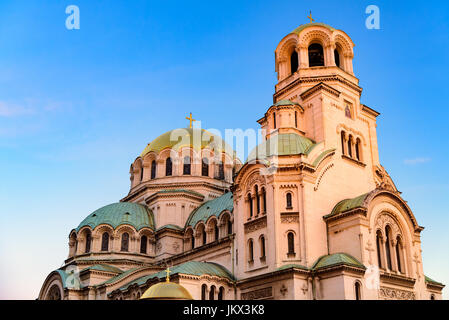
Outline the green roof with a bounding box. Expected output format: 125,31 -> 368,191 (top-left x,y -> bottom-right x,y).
277,264 -> 309,271
273,99 -> 301,107
140,128 -> 236,158
425,275 -> 444,286
312,253 -> 365,270
324,193 -> 370,219
156,224 -> 184,232
76,202 -> 155,232
247,133 -> 315,162
117,261 -> 235,292
185,192 -> 233,228
80,264 -> 123,274
291,23 -> 335,35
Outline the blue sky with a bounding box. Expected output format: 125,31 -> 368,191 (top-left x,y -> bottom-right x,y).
0,0 -> 448,299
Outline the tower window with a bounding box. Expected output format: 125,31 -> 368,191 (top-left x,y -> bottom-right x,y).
355,282 -> 361,300
355,138 -> 361,161
295,111 -> 298,128
101,232 -> 109,251
385,226 -> 393,270
334,49 -> 341,68
341,131 -> 346,155
165,157 -> 172,176
85,230 -> 91,253
209,285 -> 216,300
227,219 -> 232,235
248,239 -> 254,262
255,185 -> 260,214
290,50 -> 298,74
183,156 -> 191,175
214,224 -> 219,241
376,230 -> 383,269
287,232 -> 295,255
308,43 -> 324,67
273,112 -> 276,129
121,232 -> 129,252
151,160 -> 156,179
260,235 -> 266,258
286,193 -> 292,209
140,235 -> 147,254
140,166 -> 144,182
202,157 -> 209,176
348,135 -> 353,158
395,236 -> 402,273
201,284 -> 207,300
248,193 -> 253,218
218,287 -> 225,300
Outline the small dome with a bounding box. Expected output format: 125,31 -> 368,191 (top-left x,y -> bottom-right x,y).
140,128 -> 236,159
140,281 -> 193,300
247,133 -> 315,163
76,202 -> 155,232
291,22 -> 335,35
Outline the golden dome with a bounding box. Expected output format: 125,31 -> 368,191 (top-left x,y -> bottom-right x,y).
140,281 -> 193,300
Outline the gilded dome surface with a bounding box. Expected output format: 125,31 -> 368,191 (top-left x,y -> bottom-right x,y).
76,202 -> 155,231
140,281 -> 193,300
140,128 -> 236,158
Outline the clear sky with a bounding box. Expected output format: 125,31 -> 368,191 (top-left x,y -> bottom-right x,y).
0,0 -> 448,299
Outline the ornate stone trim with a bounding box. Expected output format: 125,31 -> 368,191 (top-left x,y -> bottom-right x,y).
378,286 -> 416,300
244,216 -> 267,233
241,287 -> 273,300
280,212 -> 300,223
300,82 -> 341,100
314,163 -> 334,191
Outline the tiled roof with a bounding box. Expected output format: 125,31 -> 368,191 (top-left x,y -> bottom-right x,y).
116,261 -> 235,293
324,193 -> 370,219
76,202 -> 155,232
247,133 -> 315,162
80,264 -> 123,274
425,275 -> 444,286
312,253 -> 365,270
277,264 -> 309,271
185,192 -> 233,228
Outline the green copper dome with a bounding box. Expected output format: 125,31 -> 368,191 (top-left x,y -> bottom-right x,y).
247,133 -> 315,163
291,22 -> 335,35
76,202 -> 155,231
140,128 -> 236,158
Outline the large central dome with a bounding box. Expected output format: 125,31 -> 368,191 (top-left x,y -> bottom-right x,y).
140,128 -> 236,158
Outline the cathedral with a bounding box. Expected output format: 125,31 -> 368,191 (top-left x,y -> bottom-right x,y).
39,21 -> 444,300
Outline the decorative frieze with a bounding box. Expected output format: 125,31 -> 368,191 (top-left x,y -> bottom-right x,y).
244,216 -> 267,233
280,212 -> 299,223
378,287 -> 416,300
241,287 -> 273,300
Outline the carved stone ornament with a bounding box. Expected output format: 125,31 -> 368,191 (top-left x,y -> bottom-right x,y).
374,165 -> 397,192
241,287 -> 273,300
244,216 -> 267,233
375,213 -> 400,236
378,287 -> 416,300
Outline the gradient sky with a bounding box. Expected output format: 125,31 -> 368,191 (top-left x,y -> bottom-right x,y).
0,0 -> 448,299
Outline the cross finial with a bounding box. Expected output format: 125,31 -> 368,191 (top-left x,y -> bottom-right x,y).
185,112 -> 196,128
307,11 -> 314,23
165,267 -> 171,282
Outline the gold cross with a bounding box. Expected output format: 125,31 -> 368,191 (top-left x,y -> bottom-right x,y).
165,267 -> 171,282
185,112 -> 196,128
307,11 -> 314,23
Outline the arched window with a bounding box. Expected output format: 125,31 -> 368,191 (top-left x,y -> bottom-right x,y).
348,135 -> 353,158
140,166 -> 144,182
165,157 -> 172,176
287,232 -> 295,255
121,232 -> 129,252
85,230 -> 91,253
214,224 -> 219,241
101,232 -> 109,251
431,294 -> 435,300
294,111 -> 298,128
260,236 -> 266,258
248,239 -> 254,262
261,187 -> 267,214
248,193 -> 253,218
355,138 -> 361,161
151,160 -> 156,179
218,286 -> 225,300
290,50 -> 298,74
355,282 -> 361,300
255,185 -> 260,214
385,226 -> 393,270
227,219 -> 232,235
286,193 -> 292,209
191,233 -> 195,250
140,235 -> 148,254
202,227 -> 207,245
218,162 -> 224,180
334,49 -> 341,68
209,285 -> 216,300
273,112 -> 277,129
341,131 -> 346,155
376,230 -> 383,269
183,156 -> 191,175
202,157 -> 209,176
395,236 -> 403,273
308,43 -> 324,67
201,284 -> 207,300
